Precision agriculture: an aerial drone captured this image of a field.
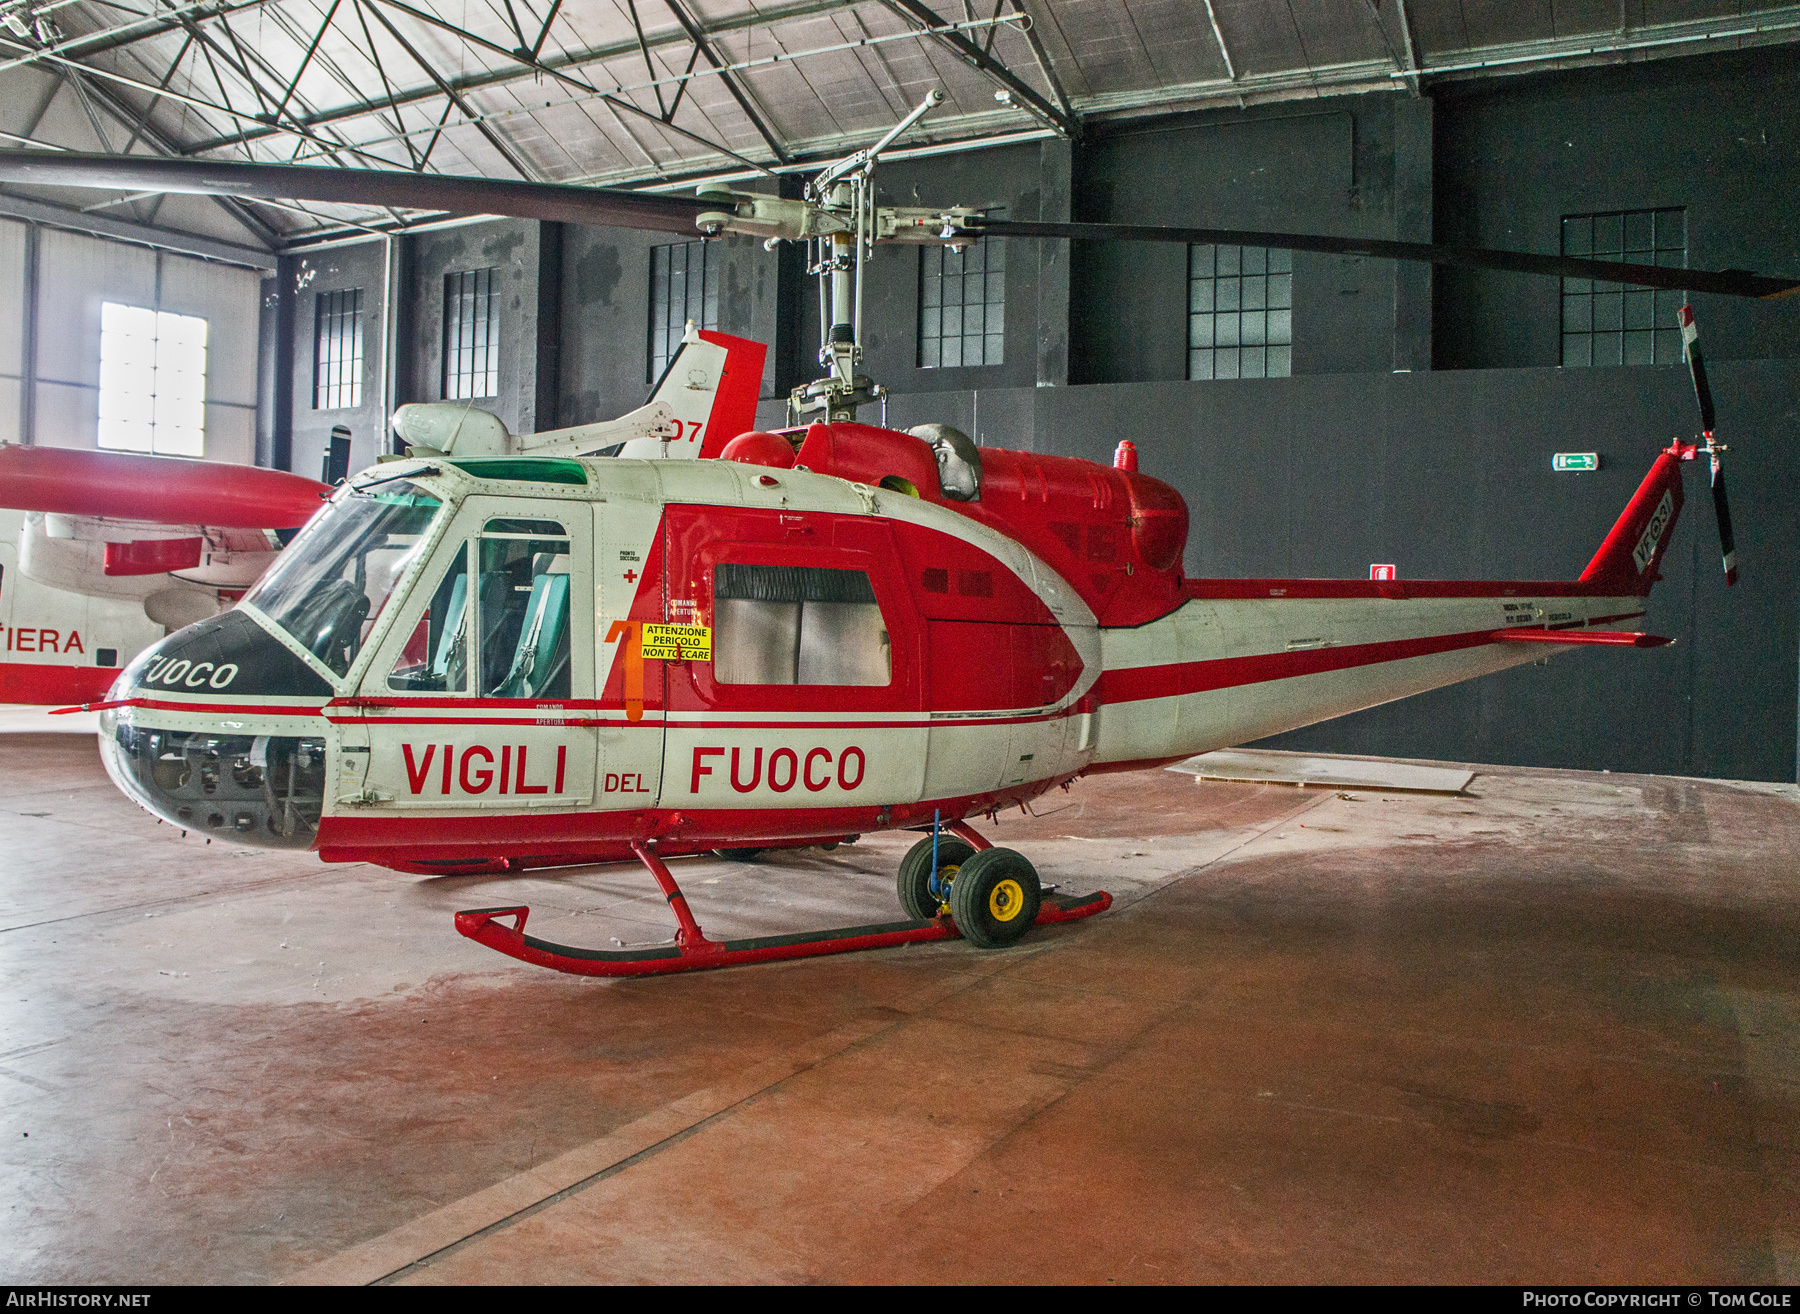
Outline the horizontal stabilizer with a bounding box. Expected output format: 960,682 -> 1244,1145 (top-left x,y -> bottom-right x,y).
103,537 -> 202,576
1493,628 -> 1671,648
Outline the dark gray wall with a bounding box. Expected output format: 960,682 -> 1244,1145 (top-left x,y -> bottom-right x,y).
559,224 -> 779,427
1069,99 -> 1400,384
288,241 -> 388,480
1435,45 -> 1800,369
404,218 -> 550,435
256,267 -> 291,471
847,139 -> 1073,394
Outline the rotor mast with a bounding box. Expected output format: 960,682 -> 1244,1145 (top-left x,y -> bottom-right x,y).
696,88 -> 980,425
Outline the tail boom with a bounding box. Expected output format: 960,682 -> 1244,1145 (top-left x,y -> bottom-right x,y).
1084,446 -> 1685,770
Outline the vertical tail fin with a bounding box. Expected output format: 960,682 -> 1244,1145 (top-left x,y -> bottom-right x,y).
623,326 -> 765,460
692,330 -> 766,458
528,327 -> 768,460
1578,447 -> 1687,596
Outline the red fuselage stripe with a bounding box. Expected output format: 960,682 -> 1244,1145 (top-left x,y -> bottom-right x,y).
1180,578 -> 1636,602
127,697 -> 328,717
0,662 -> 119,704
1095,627 -> 1508,705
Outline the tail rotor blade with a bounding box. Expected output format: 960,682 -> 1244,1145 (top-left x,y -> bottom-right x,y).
1679,305 -> 1717,434
1711,459 -> 1739,586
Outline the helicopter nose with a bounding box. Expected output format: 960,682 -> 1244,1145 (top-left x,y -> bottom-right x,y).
100,609 -> 333,849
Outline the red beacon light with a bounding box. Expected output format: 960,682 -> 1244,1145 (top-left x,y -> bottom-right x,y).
1113,440 -> 1138,472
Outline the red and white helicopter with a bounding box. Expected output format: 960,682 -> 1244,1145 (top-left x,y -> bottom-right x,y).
0,93 -> 1765,978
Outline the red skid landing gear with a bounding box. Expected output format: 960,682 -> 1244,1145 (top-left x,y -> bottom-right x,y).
455,839 -> 1111,978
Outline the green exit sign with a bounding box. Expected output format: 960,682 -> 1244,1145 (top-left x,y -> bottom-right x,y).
1553,452 -> 1600,472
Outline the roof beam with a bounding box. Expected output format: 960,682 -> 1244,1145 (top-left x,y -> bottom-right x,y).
359,0 -> 539,179
0,0 -> 857,81
601,90 -> 778,176
175,0 -> 862,156
1392,0 -> 1421,95
367,0 -> 602,96
1008,0 -> 1075,122
1398,5 -> 1800,79
0,190 -> 277,267
876,0 -> 1078,138
0,28 -> 404,171
662,0 -> 792,164
269,0 -> 343,125
0,0 -> 286,77
0,47 -> 283,247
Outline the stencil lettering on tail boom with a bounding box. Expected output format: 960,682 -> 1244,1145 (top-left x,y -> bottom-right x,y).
1633,490 -> 1675,574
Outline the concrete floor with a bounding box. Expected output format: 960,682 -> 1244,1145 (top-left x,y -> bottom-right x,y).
2,714 -> 1798,1285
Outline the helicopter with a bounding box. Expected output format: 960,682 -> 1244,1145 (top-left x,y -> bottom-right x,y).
2,91 -> 1763,977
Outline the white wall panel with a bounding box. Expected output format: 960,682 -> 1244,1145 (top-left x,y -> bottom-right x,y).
0,218 -> 23,378
34,228 -> 154,390
33,380 -> 96,449
158,255 -> 261,407
0,378 -> 18,445
203,403 -> 255,466
27,230 -> 261,464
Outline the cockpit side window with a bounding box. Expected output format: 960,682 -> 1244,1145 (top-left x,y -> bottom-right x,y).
244,480 -> 441,677
385,517 -> 571,698
476,518 -> 571,699
387,550 -> 472,693
713,564 -> 890,687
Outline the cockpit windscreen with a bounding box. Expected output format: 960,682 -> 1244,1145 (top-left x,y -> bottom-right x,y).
243,480 -> 443,675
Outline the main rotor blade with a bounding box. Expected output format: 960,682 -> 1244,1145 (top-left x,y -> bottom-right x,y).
979,219 -> 1800,301
0,151 -> 716,235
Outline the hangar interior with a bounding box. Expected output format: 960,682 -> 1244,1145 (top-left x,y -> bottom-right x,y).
1,0 -> 1798,1286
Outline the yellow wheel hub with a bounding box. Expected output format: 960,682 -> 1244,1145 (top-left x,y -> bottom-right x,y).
988,877 -> 1026,922
932,863 -> 960,912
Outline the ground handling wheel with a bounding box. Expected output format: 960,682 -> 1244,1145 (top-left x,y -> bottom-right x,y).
949,848 -> 1042,949
897,833 -> 974,921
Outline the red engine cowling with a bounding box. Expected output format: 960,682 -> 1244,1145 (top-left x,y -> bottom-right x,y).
786,423 -> 1190,626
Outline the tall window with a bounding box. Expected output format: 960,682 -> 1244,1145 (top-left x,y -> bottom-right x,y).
1561,208 -> 1686,367
648,240 -> 722,383
1188,244 -> 1291,380
443,268 -> 499,399
920,213 -> 1004,368
313,288 -> 363,410
97,301 -> 207,456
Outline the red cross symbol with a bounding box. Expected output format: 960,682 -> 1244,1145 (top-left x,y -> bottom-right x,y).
622,569 -> 638,583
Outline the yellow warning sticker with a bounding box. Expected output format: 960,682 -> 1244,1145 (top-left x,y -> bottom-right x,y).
640,622 -> 712,661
